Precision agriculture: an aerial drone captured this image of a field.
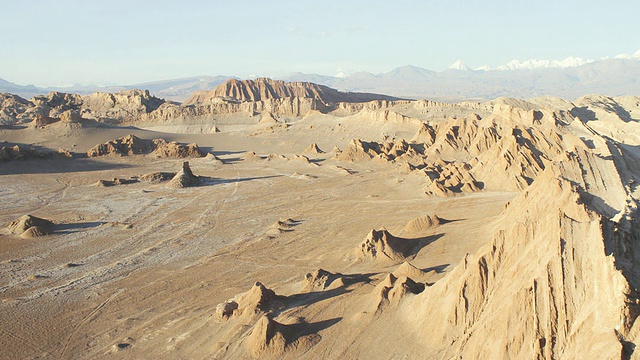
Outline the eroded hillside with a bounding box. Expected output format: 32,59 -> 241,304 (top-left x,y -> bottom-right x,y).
0,80 -> 639,359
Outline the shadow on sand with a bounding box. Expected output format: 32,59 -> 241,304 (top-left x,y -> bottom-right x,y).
200,175 -> 283,186
55,221 -> 106,234
0,157 -> 135,175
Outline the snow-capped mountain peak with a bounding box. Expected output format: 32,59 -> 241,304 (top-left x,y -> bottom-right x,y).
614,49 -> 640,59
448,59 -> 471,71
495,56 -> 593,71
474,65 -> 493,71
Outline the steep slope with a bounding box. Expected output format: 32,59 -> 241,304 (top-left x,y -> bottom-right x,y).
572,95 -> 640,145
369,107 -> 639,359
399,153 -> 638,358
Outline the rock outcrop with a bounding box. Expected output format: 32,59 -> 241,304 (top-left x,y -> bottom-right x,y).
166,161 -> 201,188
245,315 -> 322,358
184,78 -> 399,106
356,229 -> 423,264
0,93 -> 33,124
0,144 -> 49,161
138,172 -> 176,183
96,177 -> 138,187
149,139 -> 203,158
371,273 -> 425,313
0,144 -> 73,161
0,89 -> 166,125
216,282 -> 283,319
303,269 -> 342,292
303,142 -> 324,154
86,135 -> 203,158
7,215 -> 54,238
86,134 -> 153,157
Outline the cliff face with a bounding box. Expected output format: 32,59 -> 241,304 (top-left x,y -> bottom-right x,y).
194,78 -> 337,103
183,78 -> 400,105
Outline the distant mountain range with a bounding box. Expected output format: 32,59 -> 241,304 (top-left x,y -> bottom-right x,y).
283,55 -> 640,102
2,52 -> 639,102
0,76 -> 236,103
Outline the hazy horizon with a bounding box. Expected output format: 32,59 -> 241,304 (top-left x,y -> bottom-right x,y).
2,0 -> 639,87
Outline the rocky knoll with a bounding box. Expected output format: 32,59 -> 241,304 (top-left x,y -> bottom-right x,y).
7,214 -> 55,238
81,90 -> 164,120
86,134 -> 203,158
0,144 -> 73,161
0,93 -> 32,122
166,161 -> 201,188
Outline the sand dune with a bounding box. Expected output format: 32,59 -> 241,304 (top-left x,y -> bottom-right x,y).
402,215 -> 444,238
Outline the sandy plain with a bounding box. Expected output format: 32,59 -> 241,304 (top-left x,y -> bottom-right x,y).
0,115 -> 512,358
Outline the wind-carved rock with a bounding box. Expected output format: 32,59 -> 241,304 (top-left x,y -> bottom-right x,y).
167,161 -> 201,188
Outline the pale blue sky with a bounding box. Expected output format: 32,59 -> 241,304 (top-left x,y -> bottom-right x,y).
1,0 -> 639,86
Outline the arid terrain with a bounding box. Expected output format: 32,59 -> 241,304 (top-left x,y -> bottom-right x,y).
1,79 -> 639,359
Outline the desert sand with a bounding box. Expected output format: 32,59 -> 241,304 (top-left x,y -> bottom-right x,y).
0,79 -> 639,359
